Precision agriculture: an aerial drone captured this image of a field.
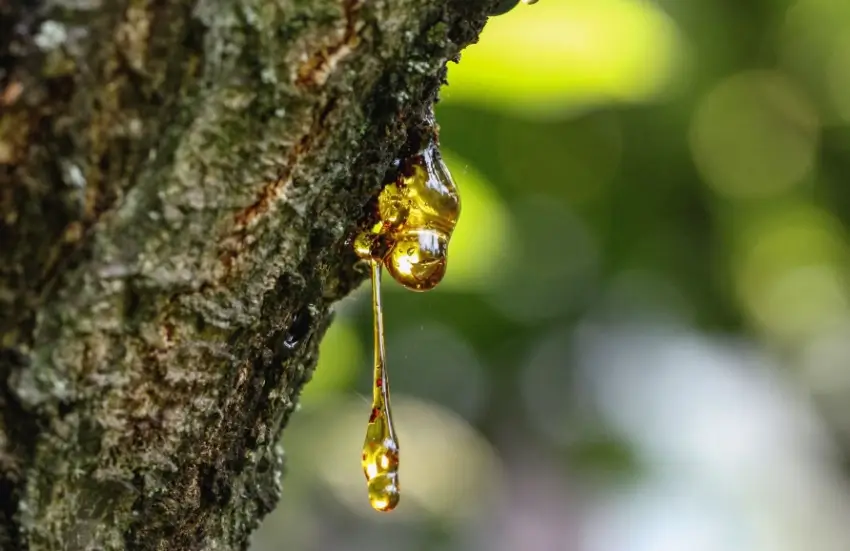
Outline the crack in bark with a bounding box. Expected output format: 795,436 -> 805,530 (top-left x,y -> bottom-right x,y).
295,0 -> 363,88
225,0 -> 365,274
223,96 -> 339,272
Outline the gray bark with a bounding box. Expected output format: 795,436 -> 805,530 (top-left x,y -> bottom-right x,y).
0,0 -> 498,549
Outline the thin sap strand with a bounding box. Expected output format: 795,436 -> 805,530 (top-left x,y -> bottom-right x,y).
361,260 -> 400,512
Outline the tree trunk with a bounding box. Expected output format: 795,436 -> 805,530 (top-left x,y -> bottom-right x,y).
0,1 -> 498,548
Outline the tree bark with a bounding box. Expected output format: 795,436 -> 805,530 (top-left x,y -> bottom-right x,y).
0,1 -> 498,549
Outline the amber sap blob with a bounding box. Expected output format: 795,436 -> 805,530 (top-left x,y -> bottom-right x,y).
355,145 -> 461,292
383,146 -> 460,291
361,261 -> 401,512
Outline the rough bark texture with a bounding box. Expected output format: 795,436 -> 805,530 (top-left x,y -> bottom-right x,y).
0,1 -> 499,549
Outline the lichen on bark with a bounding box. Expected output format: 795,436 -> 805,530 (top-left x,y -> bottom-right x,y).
0,0 -> 500,549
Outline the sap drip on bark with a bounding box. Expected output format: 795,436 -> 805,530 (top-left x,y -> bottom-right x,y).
349,0 -> 539,514
352,120 -> 461,512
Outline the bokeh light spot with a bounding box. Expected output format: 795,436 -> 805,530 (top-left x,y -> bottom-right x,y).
386,323 -> 489,422
489,195 -> 599,324
732,203 -> 849,341
689,70 -> 819,199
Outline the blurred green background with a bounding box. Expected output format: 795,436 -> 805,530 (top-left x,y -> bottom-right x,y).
252,1 -> 850,549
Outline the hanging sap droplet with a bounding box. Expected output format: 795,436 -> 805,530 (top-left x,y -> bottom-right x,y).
362,410 -> 400,512
361,261 -> 401,512
353,137 -> 461,292
351,112 -> 461,512
383,145 -> 459,291
384,228 -> 449,291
